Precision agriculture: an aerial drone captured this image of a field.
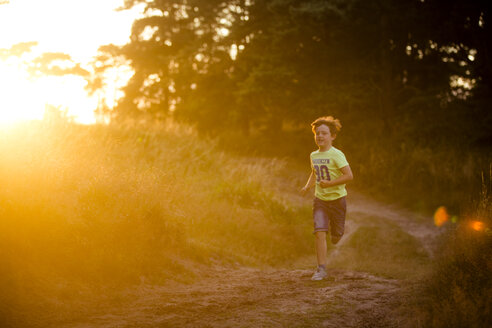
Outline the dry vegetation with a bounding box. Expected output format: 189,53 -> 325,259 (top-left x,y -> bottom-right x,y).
0,120 -> 489,327
422,173 -> 492,328
0,121 -> 312,326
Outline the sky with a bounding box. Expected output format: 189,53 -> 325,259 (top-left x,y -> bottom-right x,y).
0,0 -> 143,124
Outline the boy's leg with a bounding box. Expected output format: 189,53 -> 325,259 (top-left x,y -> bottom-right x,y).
331,235 -> 341,245
312,231 -> 328,280
315,231 -> 328,266
328,197 -> 347,245
312,198 -> 329,280
313,198 -> 330,263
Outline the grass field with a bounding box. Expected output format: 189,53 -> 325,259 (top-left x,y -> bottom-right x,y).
0,121 -> 316,324
0,120 -> 489,327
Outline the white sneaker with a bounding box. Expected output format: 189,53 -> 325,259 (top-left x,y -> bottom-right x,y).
311,267 -> 328,281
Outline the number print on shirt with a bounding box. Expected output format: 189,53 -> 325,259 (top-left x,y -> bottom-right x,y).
314,164 -> 330,182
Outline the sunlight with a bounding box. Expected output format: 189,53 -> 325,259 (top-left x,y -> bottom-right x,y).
0,58 -> 98,125
218,27 -> 230,37
0,0 -> 140,62
0,60 -> 44,125
0,0 -> 142,125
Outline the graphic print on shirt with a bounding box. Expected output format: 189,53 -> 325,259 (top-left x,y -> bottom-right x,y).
312,158 -> 331,182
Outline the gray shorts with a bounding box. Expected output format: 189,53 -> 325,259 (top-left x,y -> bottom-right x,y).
313,197 -> 346,237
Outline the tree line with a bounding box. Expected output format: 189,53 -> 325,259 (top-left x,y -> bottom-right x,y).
87,0 -> 490,151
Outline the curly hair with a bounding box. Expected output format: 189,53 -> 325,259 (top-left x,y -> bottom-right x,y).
311,116 -> 342,135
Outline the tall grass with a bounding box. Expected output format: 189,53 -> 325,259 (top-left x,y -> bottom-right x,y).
0,120 -> 312,325
217,119 -> 491,327
218,118 -> 491,215
421,169 -> 491,327
344,139 -> 490,215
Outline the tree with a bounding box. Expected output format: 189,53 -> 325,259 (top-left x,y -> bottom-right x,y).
101,0 -> 244,131
98,0 -> 491,145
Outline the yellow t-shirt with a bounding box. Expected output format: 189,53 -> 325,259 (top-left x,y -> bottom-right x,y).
310,147 -> 349,201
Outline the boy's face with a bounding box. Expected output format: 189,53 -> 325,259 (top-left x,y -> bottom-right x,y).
314,124 -> 335,149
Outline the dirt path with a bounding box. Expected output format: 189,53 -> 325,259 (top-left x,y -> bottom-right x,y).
347,192 -> 442,258
72,268 -> 403,328
57,190 -> 437,328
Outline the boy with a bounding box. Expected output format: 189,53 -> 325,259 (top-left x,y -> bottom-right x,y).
300,116 -> 353,281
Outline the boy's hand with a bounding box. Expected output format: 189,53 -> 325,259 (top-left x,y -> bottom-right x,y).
319,180 -> 332,188
300,186 -> 309,196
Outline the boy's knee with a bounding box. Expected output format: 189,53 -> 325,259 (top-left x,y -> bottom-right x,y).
331,235 -> 342,245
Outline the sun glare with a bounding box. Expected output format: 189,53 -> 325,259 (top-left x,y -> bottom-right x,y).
433,206 -> 450,227
0,58 -> 99,125
0,60 -> 45,125
470,220 -> 485,232
0,0 -> 143,126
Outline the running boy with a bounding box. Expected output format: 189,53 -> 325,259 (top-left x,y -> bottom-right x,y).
300,116 -> 353,281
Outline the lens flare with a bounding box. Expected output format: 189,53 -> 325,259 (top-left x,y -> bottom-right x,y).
470,220 -> 485,232
434,206 -> 450,227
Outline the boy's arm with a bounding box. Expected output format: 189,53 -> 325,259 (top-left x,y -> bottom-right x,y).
319,165 -> 353,188
300,169 -> 316,195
